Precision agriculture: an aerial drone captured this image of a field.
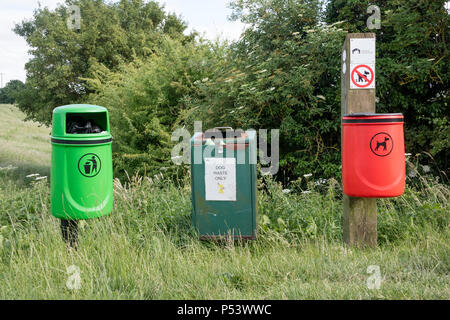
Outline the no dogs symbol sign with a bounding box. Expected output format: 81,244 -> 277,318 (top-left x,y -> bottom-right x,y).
350,64 -> 375,89
204,157 -> 236,201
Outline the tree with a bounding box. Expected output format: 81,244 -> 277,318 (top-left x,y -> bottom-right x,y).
14,0 -> 191,125
182,0 -> 346,181
181,0 -> 449,181
85,38 -> 226,179
0,80 -> 26,104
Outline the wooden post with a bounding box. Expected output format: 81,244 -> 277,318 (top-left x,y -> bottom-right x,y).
341,33 -> 377,247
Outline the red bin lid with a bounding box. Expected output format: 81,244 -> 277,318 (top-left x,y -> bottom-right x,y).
342,113 -> 403,124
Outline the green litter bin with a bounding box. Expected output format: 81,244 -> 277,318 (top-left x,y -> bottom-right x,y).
51,104 -> 113,223
191,128 -> 257,240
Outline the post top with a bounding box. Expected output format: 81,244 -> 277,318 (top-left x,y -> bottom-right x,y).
346,33 -> 376,38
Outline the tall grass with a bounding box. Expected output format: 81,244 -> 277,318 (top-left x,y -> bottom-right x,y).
0,104 -> 448,299
0,104 -> 50,186
0,167 -> 448,299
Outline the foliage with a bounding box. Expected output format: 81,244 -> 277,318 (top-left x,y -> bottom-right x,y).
0,166 -> 448,299
85,38 -> 227,179
181,0 -> 346,182
0,81 -> 25,104
14,0 -> 191,125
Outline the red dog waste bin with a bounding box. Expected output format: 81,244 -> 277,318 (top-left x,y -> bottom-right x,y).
342,113 -> 405,198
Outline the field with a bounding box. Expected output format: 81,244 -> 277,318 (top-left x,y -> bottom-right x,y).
0,104 -> 51,185
0,104 -> 448,299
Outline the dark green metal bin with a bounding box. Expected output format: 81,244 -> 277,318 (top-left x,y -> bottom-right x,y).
191,129 -> 257,239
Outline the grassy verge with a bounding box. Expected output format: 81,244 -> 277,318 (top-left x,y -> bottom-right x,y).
0,104 -> 51,186
0,171 -> 448,299
0,105 -> 448,299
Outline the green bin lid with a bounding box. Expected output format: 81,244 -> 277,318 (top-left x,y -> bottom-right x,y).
52,104 -> 112,143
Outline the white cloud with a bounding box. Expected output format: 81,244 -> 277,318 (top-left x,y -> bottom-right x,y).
161,0 -> 245,41
188,21 -> 246,42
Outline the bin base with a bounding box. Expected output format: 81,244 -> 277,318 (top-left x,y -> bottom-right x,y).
61,219 -> 78,249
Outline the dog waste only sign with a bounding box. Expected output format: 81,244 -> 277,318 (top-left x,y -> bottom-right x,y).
350,38 -> 375,89
205,157 -> 236,201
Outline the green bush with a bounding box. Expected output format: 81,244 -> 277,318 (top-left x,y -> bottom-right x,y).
15,0 -> 449,182
181,0 -> 346,182
0,166 -> 448,299
180,0 -> 449,181
86,38 -> 227,180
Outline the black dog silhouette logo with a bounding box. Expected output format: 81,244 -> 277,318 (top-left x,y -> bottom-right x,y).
370,132 -> 393,157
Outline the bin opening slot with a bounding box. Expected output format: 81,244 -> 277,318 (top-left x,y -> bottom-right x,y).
66,112 -> 107,134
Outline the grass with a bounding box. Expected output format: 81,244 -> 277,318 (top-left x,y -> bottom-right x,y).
0,104 -> 51,186
0,105 -> 448,299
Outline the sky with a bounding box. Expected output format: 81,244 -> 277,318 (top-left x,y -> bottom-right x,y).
0,0 -> 245,86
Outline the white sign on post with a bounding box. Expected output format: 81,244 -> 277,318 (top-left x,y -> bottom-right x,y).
350,38 -> 375,64
205,157 -> 236,201
350,38 -> 376,89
